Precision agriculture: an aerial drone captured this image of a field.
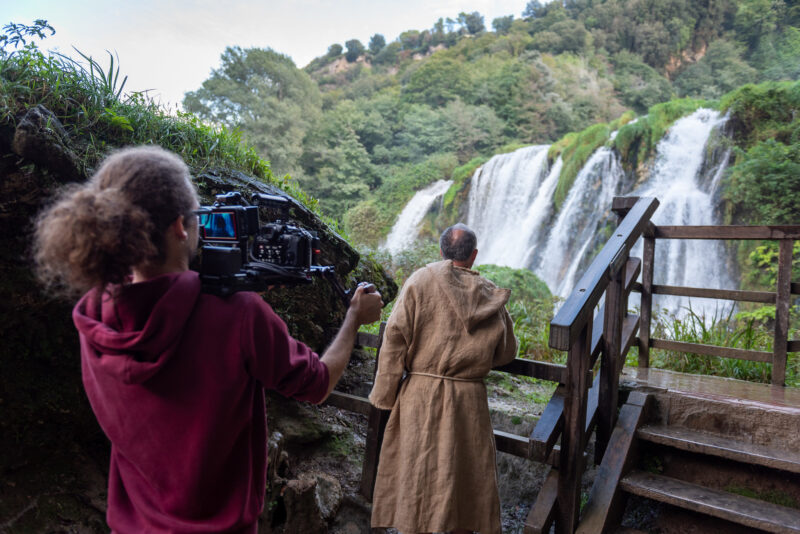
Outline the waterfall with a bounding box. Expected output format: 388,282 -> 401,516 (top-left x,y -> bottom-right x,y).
385,107 -> 734,317
466,145 -> 551,267
632,108 -> 733,315
383,179 -> 452,256
533,147 -> 624,297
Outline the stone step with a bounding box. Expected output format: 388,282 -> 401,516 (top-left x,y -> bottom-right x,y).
637,424 -> 800,474
620,471 -> 800,534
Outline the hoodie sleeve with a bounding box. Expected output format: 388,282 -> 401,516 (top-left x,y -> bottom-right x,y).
369,283 -> 415,410
240,294 -> 329,404
492,307 -> 518,367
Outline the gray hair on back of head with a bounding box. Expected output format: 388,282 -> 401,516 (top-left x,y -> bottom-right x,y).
440,223 -> 477,262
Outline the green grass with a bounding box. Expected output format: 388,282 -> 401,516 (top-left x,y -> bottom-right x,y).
625,304 -> 800,388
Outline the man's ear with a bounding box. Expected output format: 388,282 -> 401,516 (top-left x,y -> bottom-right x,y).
469,248 -> 478,265
170,215 -> 188,241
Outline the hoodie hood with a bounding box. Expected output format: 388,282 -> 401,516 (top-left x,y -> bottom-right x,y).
73,270 -> 201,384
427,260 -> 510,333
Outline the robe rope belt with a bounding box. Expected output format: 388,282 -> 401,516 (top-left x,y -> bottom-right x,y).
406,371 -> 483,382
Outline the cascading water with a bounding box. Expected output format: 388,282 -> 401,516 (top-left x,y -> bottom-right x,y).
385,108 -> 734,317
383,179 -> 452,256
466,145 -> 551,266
533,147 -> 625,297
631,108 -> 734,315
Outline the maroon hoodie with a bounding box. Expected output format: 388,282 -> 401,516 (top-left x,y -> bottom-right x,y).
73,270 -> 329,533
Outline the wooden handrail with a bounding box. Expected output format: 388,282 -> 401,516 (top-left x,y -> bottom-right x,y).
654,225 -> 800,240
549,197 -> 659,351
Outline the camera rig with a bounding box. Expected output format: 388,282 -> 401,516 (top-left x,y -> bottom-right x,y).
194,191 -> 351,304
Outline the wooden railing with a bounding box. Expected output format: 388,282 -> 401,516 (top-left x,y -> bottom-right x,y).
525,196 -> 660,534
611,196 -> 800,387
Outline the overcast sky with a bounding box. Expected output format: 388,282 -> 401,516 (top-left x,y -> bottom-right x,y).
3,0 -> 532,110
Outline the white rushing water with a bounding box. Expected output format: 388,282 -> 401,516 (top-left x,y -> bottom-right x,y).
631,108 -> 733,315
387,108 -> 734,317
383,179 -> 452,256
534,147 -> 625,297
466,145 -> 551,267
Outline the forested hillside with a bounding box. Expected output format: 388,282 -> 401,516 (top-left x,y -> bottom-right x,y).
184,0 -> 800,242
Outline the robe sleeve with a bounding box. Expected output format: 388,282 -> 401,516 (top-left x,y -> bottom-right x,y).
492,306 -> 518,367
240,294 -> 329,404
368,283 -> 415,410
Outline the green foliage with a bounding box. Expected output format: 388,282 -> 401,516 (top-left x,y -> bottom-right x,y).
492,16 -> 514,35
403,55 -> 470,107
674,39 -> 757,99
611,51 -> 674,113
741,242 -> 800,290
474,264 -> 551,306
368,34 -> 386,55
719,80 -> 800,147
643,305 -> 800,387
345,39 -> 365,63
551,122 -> 612,209
613,97 -> 707,169
726,139 -> 800,225
183,46 -> 322,178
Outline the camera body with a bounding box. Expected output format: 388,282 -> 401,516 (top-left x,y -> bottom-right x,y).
196,192 -> 333,297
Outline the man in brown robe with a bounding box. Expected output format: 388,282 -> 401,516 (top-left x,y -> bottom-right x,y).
370,223 -> 518,534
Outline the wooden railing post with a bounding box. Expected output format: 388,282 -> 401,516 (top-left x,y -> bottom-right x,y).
639,225 -> 655,368
556,320 -> 592,534
360,322 -> 389,500
598,251 -> 626,463
772,239 -> 793,386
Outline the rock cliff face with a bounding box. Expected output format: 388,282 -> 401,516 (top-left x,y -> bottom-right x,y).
0,105 -> 396,532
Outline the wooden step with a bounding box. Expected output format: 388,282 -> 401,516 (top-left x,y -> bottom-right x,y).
620,471 -> 800,534
637,425 -> 800,474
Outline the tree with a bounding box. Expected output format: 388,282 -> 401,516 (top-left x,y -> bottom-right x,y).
457,11 -> 485,34
368,34 -> 386,55
734,0 -> 784,48
345,39 -> 365,62
403,55 -> 470,107
674,39 -> 757,98
492,15 -> 514,35
522,1 -> 546,20
327,43 -> 343,57
183,46 -> 322,177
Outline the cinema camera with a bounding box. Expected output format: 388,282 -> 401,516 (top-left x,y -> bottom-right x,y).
194,191 -> 350,302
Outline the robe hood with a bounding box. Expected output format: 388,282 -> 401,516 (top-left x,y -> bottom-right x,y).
72,270 -> 201,384
427,260 -> 510,333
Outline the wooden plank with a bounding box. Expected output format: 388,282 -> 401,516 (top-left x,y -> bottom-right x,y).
621,314 -> 640,358
792,282 -> 800,295
611,196 -> 640,215
652,284 -> 776,304
637,425 -> 800,474
355,331 -> 380,348
494,358 -> 568,384
494,429 -> 529,458
556,321 -> 592,534
529,385 -> 565,462
324,391 -> 371,416
789,340 -> 800,353
550,197 -> 659,351
639,236 -> 655,368
598,252 -> 626,463
655,225 -> 800,240
620,471 -> 800,533
773,239 -> 792,386
576,392 -> 650,534
624,257 -> 641,297
525,468 -> 559,534
584,373 -> 601,450
650,338 -> 772,363
359,322 -> 388,500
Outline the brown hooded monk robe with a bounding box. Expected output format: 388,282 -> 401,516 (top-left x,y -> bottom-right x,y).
369,259 -> 518,534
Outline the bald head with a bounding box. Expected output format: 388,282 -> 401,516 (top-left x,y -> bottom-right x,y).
440,223 -> 477,264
